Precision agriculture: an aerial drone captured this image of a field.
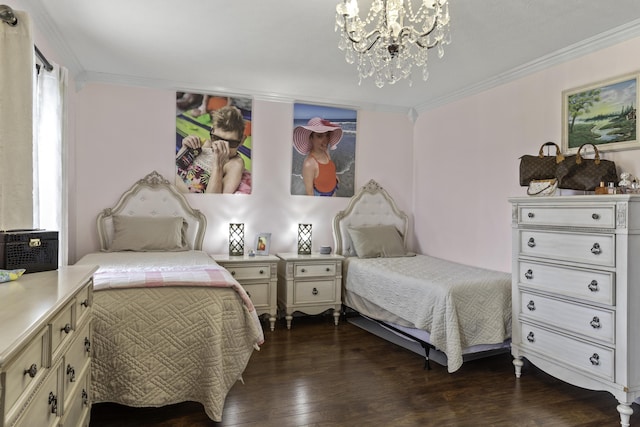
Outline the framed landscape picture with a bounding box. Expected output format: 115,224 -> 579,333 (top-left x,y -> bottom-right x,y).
562,72 -> 639,154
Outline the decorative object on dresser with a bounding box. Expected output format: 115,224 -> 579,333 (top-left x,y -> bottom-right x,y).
510,195 -> 640,427
0,265 -> 97,427
276,252 -> 344,329
333,179 -> 512,372
254,232 -> 271,255
212,253 -> 278,331
74,171 -> 263,423
519,141 -> 565,187
555,143 -> 619,191
526,178 -> 558,197
0,229 -> 59,273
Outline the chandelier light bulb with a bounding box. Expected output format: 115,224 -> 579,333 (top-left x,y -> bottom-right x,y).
335,0 -> 451,88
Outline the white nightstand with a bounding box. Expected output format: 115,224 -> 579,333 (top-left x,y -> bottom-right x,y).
276,252 -> 344,329
212,254 -> 279,331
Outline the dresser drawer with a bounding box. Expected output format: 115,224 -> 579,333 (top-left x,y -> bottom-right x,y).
50,299 -> 75,359
242,283 -> 270,308
75,282 -> 92,326
60,368 -> 90,427
519,230 -> 615,267
62,321 -> 91,399
294,279 -> 336,304
520,322 -> 614,381
14,359 -> 61,427
518,204 -> 616,228
225,264 -> 272,281
294,263 -> 336,278
520,292 -> 614,344
517,261 -> 614,305
4,326 -> 48,417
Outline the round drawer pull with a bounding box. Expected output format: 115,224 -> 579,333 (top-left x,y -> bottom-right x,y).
592,213 -> 600,220
591,243 -> 601,255
301,268 -> 307,273
67,364 -> 76,382
61,323 -> 72,334
325,267 -> 330,272
230,270 -> 236,276
526,332 -> 535,343
524,269 -> 533,280
590,316 -> 601,329
588,280 -> 599,292
527,237 -> 536,248
527,212 -> 534,218
312,287 -> 318,296
526,300 -> 535,311
589,353 -> 600,366
259,269 -> 264,275
24,363 -> 38,378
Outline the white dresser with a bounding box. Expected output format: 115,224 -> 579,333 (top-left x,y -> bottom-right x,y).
510,195 -> 640,427
211,254 -> 279,331
0,265 -> 97,427
276,253 -> 344,329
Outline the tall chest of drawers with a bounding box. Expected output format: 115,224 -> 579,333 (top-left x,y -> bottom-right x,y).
0,265 -> 97,427
510,195 -> 640,427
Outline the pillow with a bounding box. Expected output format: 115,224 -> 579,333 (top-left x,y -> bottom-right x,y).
0,268 -> 26,283
347,225 -> 407,258
108,215 -> 189,252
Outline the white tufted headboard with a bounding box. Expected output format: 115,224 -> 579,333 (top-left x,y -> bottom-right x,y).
96,171 -> 207,251
332,179 -> 409,257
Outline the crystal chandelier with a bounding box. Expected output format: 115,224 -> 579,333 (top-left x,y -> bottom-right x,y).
335,0 -> 451,88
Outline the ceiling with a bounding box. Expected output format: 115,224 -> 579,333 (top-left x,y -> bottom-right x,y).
12,0 -> 640,113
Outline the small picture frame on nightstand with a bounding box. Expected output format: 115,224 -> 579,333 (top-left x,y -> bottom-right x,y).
254,233 -> 271,255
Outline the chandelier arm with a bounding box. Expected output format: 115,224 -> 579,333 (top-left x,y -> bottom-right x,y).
341,14 -> 382,53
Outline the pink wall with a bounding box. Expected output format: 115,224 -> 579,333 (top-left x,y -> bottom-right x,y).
414,36 -> 640,273
70,87 -> 414,261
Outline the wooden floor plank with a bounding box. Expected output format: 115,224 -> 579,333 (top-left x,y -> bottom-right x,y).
90,315 -> 640,426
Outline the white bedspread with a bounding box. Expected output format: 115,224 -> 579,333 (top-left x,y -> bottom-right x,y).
344,255 -> 512,373
76,250 -> 264,421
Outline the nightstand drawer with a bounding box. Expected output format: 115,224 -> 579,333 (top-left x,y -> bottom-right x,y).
520,322 -> 614,381
519,230 -> 615,267
518,205 -> 615,228
294,263 -> 336,278
243,283 -> 270,308
225,264 -> 272,281
517,260 -> 614,305
294,280 -> 336,304
520,292 -> 614,344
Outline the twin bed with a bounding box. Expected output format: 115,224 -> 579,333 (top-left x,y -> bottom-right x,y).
332,179 -> 512,373
75,171 -> 263,422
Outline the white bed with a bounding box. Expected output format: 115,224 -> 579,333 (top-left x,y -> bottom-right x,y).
332,179 -> 511,373
75,171 -> 263,422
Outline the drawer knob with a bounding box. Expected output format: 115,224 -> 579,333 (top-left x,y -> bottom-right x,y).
247,291 -> 252,298
524,269 -> 533,280
590,243 -> 601,255
82,389 -> 89,406
526,300 -> 536,311
589,353 -> 600,366
61,323 -> 72,334
527,237 -> 536,248
23,363 -> 38,378
588,280 -> 599,292
590,316 -> 601,329
85,337 -> 91,353
67,364 -> 76,382
301,268 -> 307,273
526,332 -> 535,343
48,392 -> 58,414
259,269 -> 264,275
230,270 -> 236,276
80,299 -> 89,307
592,213 -> 600,220
312,287 -> 319,296
527,212 -> 534,218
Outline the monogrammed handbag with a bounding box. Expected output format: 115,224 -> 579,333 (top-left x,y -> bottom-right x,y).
519,142 -> 565,186
556,143 -> 618,191
527,179 -> 558,196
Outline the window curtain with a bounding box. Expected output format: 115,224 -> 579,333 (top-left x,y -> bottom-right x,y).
0,10 -> 34,230
34,63 -> 68,266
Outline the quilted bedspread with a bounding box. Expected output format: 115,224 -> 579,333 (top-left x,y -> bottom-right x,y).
344,255 -> 512,373
77,251 -> 264,422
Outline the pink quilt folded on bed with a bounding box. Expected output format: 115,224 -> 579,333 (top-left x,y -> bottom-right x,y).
93,268 -> 264,345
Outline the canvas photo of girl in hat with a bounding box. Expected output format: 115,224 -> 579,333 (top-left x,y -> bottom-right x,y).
291,103 -> 357,197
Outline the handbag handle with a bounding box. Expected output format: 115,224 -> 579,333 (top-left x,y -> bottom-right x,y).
575,143 -> 601,165
538,142 -> 565,163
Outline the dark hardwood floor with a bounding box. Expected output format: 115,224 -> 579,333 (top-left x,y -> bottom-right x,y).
90,315 -> 639,427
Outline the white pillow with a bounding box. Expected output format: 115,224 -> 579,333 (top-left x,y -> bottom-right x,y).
347,225 -> 407,258
108,215 -> 189,252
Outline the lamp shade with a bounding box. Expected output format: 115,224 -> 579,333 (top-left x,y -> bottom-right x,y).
229,223 -> 244,256
298,224 -> 312,255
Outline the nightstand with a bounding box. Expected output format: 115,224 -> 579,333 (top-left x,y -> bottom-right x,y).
276,252 -> 344,329
212,254 -> 279,331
